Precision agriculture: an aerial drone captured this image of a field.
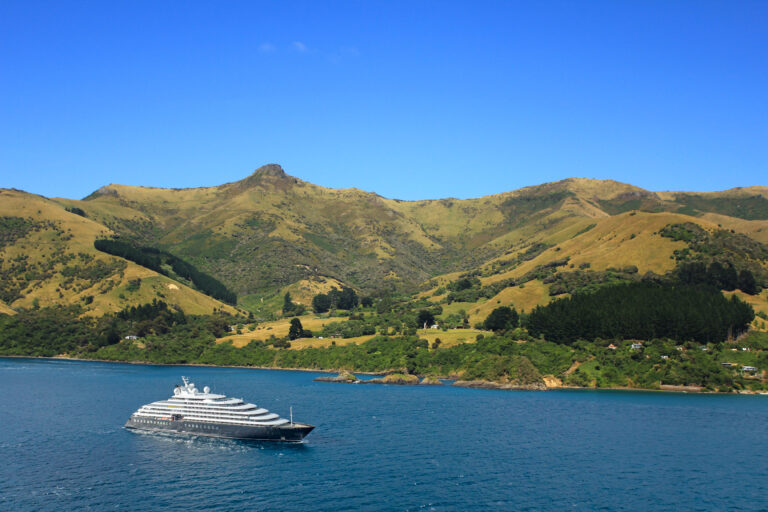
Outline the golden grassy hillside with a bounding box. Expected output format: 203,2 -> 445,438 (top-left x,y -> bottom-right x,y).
239,276 -> 348,317
0,189 -> 239,316
697,213 -> 768,244
423,209 -> 768,323
0,301 -> 16,316
6,167 -> 767,322
657,185 -> 768,201
481,211 -> 696,286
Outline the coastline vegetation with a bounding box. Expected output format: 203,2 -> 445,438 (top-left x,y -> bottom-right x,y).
1,285 -> 765,393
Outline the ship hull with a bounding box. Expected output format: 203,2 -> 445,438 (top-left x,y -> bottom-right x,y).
124,415 -> 314,442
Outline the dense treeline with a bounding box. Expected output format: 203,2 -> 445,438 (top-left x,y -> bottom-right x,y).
312,287 -> 359,313
676,262 -> 759,295
0,306 -> 98,356
661,222 -> 767,293
65,206 -> 87,217
89,329 -> 768,391
0,303 -> 233,358
94,239 -> 237,304
2,303 -> 767,391
526,282 -> 754,344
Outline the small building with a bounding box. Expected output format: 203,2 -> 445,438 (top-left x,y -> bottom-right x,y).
607,344 -> 617,350
661,355 -> 669,360
124,335 -> 139,340
430,324 -> 439,329
741,366 -> 758,372
631,343 -> 643,350
721,362 -> 734,367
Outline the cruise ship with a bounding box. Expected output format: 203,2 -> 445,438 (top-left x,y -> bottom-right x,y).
124,377 -> 314,442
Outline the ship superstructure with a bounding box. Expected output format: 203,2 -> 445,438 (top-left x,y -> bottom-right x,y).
124,377 -> 313,442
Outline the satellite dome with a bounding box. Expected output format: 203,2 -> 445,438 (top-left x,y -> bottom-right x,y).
173,387 -> 181,395
204,386 -> 210,393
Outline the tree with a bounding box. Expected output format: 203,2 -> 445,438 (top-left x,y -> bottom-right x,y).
526,282 -> 755,344
288,318 -> 303,340
341,287 -> 359,309
483,306 -> 519,332
324,287 -> 359,310
272,338 -> 291,349
451,277 -> 480,291
416,309 -> 435,328
283,292 -> 296,314
312,294 -> 331,313
708,262 -> 737,291
361,296 -> 374,308
738,269 -> 759,295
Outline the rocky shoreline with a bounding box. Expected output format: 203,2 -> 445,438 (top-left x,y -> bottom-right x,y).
314,371 -> 443,386
452,379 -> 548,391
313,372 -> 551,390
6,356 -> 764,394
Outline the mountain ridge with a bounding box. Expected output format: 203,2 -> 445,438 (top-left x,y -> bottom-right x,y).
2,165 -> 767,320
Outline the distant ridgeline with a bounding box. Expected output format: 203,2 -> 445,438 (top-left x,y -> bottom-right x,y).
94,239 -> 237,305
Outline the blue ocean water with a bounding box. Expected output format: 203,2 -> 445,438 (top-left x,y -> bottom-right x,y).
1,358 -> 767,511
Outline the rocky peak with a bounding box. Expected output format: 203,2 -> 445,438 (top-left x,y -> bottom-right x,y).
82,185 -> 119,201
227,163 -> 301,193
251,164 -> 288,178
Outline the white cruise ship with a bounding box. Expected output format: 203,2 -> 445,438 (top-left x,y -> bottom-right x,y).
124,377 -> 314,442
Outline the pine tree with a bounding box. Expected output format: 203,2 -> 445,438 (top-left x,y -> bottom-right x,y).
312,294 -> 331,313
288,318 -> 303,340
283,292 -> 295,314
483,306 -> 519,332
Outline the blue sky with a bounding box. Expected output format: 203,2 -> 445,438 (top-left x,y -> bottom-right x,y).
1,1 -> 766,200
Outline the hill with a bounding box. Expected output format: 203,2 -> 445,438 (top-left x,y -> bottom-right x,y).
3,169 -> 768,392
2,166 -> 767,319
0,189 -> 239,316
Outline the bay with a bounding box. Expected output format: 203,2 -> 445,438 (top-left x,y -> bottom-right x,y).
1,357 -> 767,511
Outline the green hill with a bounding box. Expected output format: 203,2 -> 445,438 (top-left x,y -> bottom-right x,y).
0,189 -> 240,316
2,165 -> 767,319
3,168 -> 768,392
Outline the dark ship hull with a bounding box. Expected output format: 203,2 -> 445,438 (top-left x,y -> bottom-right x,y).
124,415 -> 314,442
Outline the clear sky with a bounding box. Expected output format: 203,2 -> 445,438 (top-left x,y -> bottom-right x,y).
1,1 -> 766,200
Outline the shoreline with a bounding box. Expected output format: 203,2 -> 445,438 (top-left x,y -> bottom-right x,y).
1,354 -> 764,395
0,354 -> 389,376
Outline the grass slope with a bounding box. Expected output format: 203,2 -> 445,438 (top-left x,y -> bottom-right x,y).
0,189 -> 238,316
6,168 -> 767,321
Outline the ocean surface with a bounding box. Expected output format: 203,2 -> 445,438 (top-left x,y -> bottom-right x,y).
2,358 -> 768,511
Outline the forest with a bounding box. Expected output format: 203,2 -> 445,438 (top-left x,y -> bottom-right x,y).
94,239 -> 237,304
526,282 -> 754,344
0,288 -> 765,392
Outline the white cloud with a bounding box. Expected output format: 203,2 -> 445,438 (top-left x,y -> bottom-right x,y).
258,42 -> 275,53
292,41 -> 307,52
